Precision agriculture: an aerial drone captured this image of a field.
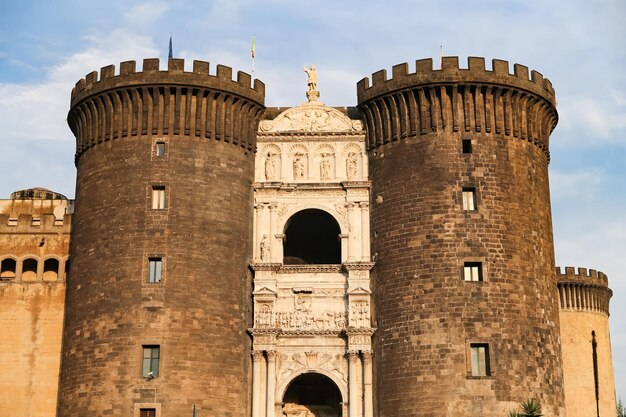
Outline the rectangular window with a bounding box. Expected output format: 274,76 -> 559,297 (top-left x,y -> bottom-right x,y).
462,139 -> 472,154
155,142 -> 166,157
462,188 -> 477,211
140,408 -> 156,417
148,258 -> 162,283
470,343 -> 490,376
463,262 -> 483,282
151,186 -> 166,210
142,345 -> 160,378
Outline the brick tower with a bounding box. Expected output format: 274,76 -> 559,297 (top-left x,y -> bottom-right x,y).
357,57 -> 564,416
557,266 -> 616,417
58,59 -> 265,416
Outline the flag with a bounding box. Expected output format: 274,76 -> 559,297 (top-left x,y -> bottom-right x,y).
251,35 -> 255,59
168,35 -> 173,59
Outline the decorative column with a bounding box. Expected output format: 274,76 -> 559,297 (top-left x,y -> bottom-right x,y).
362,351 -> 373,417
359,202 -> 370,261
265,351 -> 276,417
348,351 -> 360,417
253,204 -> 261,261
252,351 -> 264,417
268,203 -> 277,262
347,203 -> 358,261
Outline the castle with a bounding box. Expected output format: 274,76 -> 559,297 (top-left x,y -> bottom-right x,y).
0,56 -> 617,417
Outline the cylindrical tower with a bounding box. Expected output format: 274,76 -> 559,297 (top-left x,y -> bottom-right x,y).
357,57 -> 564,416
58,58 -> 265,415
557,266 -> 616,417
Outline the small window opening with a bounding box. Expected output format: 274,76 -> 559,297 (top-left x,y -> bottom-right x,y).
463,262 -> 483,282
148,258 -> 162,283
462,188 -> 477,211
0,258 -> 17,280
155,142 -> 166,157
43,258 -> 60,281
151,186 -> 166,210
283,209 -> 341,265
140,409 -> 156,417
22,258 -> 38,281
142,345 -> 160,378
470,343 -> 490,376
462,139 -> 472,154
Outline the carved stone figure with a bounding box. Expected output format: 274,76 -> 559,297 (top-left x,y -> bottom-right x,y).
265,152 -> 278,180
260,234 -> 270,262
255,303 -> 273,327
293,154 -> 305,179
320,153 -> 331,180
303,65 -> 317,91
346,152 -> 358,179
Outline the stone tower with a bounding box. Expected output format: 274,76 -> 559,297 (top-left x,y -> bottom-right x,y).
357,57 -> 564,416
557,266 -> 616,417
58,59 -> 265,416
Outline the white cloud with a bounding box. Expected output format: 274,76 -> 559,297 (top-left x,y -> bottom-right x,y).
123,2 -> 168,26
549,168 -> 606,201
0,28 -> 159,143
557,92 -> 626,141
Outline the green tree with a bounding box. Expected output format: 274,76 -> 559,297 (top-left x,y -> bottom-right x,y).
507,399 -> 543,417
617,398 -> 625,417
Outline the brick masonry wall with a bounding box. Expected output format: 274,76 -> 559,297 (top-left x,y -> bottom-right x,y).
58,136 -> 256,416
0,201 -> 69,417
367,132 -> 564,416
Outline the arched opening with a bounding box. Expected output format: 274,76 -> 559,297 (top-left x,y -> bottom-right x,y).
22,258 -> 38,281
283,373 -> 342,417
43,258 -> 60,281
0,258 -> 17,280
283,209 -> 341,265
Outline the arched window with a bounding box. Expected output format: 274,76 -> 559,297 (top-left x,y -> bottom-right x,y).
43,258 -> 60,281
0,258 -> 17,280
22,258 -> 38,281
283,209 -> 341,265
283,373 -> 342,415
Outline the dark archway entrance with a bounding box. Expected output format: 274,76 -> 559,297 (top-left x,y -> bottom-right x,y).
282,373 -> 342,417
283,209 -> 341,265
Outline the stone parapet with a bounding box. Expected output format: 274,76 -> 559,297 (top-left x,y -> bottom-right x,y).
556,266 -> 612,315
357,57 -> 557,159
68,58 -> 266,159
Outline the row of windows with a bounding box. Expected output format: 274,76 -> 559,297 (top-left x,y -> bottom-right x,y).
0,257 -> 67,281
142,258 -> 484,284
148,187 -> 479,212
138,343 -> 490,379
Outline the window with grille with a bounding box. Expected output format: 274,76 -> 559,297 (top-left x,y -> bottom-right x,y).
139,408 -> 156,417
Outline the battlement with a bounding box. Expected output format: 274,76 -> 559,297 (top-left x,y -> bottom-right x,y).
556,266 -> 612,315
555,266 -> 609,287
356,57 -> 558,155
357,56 -> 555,105
68,58 -> 267,159
71,58 -> 265,106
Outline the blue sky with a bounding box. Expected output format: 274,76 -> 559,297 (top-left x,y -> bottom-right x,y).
1,0 -> 625,404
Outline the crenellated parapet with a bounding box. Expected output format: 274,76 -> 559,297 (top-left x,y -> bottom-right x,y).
556,266 -> 612,315
68,58 -> 266,159
357,57 -> 558,158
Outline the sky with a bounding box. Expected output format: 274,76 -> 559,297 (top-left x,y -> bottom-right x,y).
0,0 -> 624,405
